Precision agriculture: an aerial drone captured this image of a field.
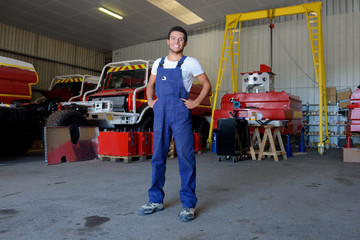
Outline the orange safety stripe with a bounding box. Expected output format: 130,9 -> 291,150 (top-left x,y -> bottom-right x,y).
56,78 -> 83,84
107,64 -> 146,73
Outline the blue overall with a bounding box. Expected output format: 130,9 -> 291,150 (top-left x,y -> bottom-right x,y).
148,56 -> 197,208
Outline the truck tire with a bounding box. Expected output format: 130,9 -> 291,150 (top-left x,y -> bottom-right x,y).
0,124 -> 35,157
194,117 -> 210,148
45,110 -> 87,144
137,115 -> 154,132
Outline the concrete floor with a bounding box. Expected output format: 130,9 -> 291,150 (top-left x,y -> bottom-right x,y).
1,148 -> 360,240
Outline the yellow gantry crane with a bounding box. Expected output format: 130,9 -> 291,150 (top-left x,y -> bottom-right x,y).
208,1 -> 329,154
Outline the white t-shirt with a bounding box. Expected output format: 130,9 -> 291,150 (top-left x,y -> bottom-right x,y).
151,56 -> 204,92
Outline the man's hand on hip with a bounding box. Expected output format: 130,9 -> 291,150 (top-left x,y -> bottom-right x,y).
148,99 -> 157,108
181,98 -> 198,109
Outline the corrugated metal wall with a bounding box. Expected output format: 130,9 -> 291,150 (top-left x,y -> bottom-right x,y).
0,23 -> 105,100
113,0 -> 360,106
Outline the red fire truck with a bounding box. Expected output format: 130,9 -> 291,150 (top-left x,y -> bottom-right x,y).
0,56 -> 38,156
46,59 -> 212,147
0,56 -> 100,156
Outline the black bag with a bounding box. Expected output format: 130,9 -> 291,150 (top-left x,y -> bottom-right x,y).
216,118 -> 250,157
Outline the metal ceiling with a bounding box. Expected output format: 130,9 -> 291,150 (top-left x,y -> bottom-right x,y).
0,0 -> 307,52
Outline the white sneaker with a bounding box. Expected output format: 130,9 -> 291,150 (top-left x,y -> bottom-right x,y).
138,202 -> 164,215
179,207 -> 195,222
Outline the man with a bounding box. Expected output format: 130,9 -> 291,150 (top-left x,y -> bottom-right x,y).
138,26 -> 211,222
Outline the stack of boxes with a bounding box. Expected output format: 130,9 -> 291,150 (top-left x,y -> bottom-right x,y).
326,87 -> 352,108
337,88 -> 352,109
326,87 -> 337,104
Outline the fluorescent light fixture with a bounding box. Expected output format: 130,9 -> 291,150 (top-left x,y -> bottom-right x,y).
147,0 -> 204,25
98,7 -> 123,20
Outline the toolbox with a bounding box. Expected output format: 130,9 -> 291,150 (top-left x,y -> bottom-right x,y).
136,132 -> 152,155
98,131 -> 137,156
193,132 -> 202,152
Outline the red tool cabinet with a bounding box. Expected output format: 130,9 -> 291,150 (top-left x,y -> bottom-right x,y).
193,132 -> 202,152
136,132 -> 152,155
98,131 -> 137,156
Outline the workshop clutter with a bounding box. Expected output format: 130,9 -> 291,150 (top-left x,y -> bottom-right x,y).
98,131 -> 202,163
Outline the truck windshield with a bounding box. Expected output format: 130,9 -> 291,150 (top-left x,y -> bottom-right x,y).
104,69 -> 146,90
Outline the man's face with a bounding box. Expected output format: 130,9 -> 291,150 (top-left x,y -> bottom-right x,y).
167,31 -> 187,54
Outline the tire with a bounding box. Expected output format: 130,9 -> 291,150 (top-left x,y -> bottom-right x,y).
137,115 -> 154,132
45,110 -> 87,144
0,123 -> 35,157
194,117 -> 210,148
17,126 -> 36,155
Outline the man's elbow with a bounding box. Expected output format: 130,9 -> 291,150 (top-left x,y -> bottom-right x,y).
204,81 -> 211,94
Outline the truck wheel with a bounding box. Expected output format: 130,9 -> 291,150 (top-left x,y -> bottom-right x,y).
137,115 -> 154,132
0,124 -> 35,157
46,110 -> 87,144
194,117 -> 210,148
17,126 -> 36,155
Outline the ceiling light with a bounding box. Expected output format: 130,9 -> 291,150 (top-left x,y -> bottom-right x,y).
98,7 -> 123,20
147,0 -> 204,25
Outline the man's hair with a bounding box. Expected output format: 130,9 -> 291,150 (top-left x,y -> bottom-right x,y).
168,26 -> 188,42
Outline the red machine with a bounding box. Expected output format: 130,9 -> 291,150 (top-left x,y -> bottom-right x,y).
213,65 -> 303,134
347,87 -> 360,133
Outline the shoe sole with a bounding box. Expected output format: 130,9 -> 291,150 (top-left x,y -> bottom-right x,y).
179,215 -> 195,222
138,206 -> 164,216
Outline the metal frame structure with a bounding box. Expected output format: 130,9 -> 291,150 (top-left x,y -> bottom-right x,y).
207,1 -> 328,154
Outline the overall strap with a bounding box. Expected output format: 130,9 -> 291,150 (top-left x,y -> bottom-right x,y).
177,56 -> 187,68
159,57 -> 166,68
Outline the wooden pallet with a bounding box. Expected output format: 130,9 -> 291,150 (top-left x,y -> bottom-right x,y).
167,141 -> 176,159
167,141 -> 203,159
99,154 -> 152,163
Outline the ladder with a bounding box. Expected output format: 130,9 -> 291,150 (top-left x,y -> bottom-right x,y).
305,10 -> 329,153
208,16 -> 241,140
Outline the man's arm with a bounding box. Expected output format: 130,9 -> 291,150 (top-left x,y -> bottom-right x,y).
146,74 -> 157,108
182,73 -> 211,109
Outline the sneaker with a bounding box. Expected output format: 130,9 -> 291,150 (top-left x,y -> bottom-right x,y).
179,207 -> 195,222
138,202 -> 164,215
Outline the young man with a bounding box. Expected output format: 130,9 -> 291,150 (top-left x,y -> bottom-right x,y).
138,26 -> 211,222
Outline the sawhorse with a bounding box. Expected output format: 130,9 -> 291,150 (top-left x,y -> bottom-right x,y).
248,125 -> 287,162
